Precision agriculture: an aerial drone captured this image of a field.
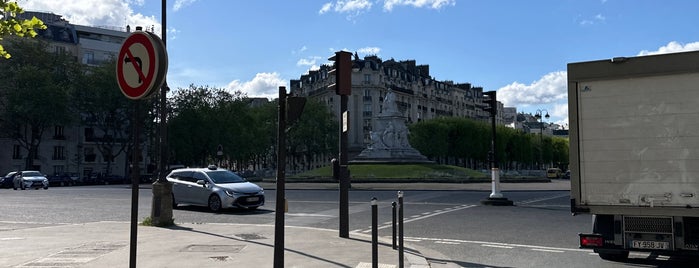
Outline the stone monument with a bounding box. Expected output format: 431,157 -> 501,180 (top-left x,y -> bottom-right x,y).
351,90 -> 432,164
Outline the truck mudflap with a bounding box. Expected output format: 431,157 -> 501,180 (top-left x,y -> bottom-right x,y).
581,215 -> 699,260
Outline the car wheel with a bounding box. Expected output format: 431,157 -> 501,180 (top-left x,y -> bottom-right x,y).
43,186 -> 49,190
208,195 -> 222,212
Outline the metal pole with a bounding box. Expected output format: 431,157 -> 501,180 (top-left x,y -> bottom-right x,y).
371,197 -> 378,268
129,101 -> 140,268
398,191 -> 404,268
273,86 -> 287,268
339,94 -> 349,238
392,201 -> 397,250
489,113 -> 502,198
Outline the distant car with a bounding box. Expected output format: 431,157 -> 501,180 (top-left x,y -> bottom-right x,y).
47,173 -> 72,186
98,174 -> 127,185
546,168 -> 562,179
564,170 -> 571,179
167,165 -> 265,212
1,171 -> 18,188
13,171 -> 49,190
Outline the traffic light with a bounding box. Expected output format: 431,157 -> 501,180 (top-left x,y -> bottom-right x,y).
328,51 -> 353,95
483,90 -> 497,117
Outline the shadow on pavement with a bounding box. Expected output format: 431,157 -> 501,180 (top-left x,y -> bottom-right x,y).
164,224 -> 352,267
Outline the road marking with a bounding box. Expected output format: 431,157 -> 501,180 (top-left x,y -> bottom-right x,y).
0,237 -> 24,241
531,248 -> 564,253
517,193 -> 569,205
435,241 -> 460,245
482,244 -> 514,249
356,204 -> 477,233
407,236 -> 591,253
285,213 -> 333,217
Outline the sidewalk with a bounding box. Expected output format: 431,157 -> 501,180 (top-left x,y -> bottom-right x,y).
0,221 -> 432,268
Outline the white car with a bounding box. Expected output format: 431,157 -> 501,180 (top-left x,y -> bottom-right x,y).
167,165 -> 264,212
13,171 -> 49,190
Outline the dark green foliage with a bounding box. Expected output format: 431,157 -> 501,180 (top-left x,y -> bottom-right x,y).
409,117 -> 569,170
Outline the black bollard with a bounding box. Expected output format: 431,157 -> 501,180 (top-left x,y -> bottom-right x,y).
398,191 -> 404,268
371,197 -> 378,268
392,201 -> 397,250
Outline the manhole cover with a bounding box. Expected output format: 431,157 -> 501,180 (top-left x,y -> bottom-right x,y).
236,233 -> 266,240
182,245 -> 245,253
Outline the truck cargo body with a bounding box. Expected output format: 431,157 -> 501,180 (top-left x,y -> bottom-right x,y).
568,51 -> 699,260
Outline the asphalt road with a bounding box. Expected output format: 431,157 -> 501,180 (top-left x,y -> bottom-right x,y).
1,184 -> 697,267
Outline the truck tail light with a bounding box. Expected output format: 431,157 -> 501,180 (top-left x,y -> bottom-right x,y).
579,233 -> 604,248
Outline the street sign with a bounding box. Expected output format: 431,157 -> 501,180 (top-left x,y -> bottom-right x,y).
116,31 -> 168,100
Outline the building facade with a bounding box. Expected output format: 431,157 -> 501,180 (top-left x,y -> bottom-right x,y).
290,54 -> 507,158
0,12 -> 146,180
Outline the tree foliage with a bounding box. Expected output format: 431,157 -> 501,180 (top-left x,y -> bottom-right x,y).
409,117 -> 569,170
72,59 -> 144,174
287,99 -> 338,170
0,0 -> 47,59
0,38 -> 79,169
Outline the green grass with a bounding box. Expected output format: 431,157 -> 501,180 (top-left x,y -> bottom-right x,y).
290,163 -> 489,182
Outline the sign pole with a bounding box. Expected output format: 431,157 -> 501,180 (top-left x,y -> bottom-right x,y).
128,101 -> 141,268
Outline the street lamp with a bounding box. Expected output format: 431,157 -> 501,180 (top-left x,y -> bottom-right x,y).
534,109 -> 549,169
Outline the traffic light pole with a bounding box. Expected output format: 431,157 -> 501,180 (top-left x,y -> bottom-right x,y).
329,51 -> 353,238
481,91 -> 513,206
274,87 -> 288,268
339,93 -> 350,238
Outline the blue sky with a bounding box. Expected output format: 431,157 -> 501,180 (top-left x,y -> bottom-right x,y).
20,0 -> 699,126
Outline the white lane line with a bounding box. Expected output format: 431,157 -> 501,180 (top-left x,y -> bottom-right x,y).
356,204 -> 478,233
403,205 -> 477,224
531,248 -> 565,253
482,244 -> 514,249
517,193 -> 569,205
407,236 -> 591,253
285,213 -> 333,217
435,241 -> 460,245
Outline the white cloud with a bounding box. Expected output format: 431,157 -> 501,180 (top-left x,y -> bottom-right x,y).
497,71 -> 568,125
357,46 -> 381,56
22,0 -> 161,35
173,0 -> 198,11
319,0 -> 372,14
497,71 -> 567,107
225,72 -> 288,99
637,41 -> 699,56
297,56 -> 322,67
384,0 -> 456,11
579,13 -> 606,26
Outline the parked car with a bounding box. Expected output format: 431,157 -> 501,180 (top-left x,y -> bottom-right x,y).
167,165 -> 264,212
546,168 -> 562,179
47,173 -> 73,186
98,174 -> 127,185
13,171 -> 49,190
1,171 -> 18,188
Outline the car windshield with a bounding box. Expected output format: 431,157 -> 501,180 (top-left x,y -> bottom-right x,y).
23,171 -> 42,177
206,170 -> 245,184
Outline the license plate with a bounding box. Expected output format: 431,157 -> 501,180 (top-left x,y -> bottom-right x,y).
632,240 -> 669,250
246,197 -> 260,202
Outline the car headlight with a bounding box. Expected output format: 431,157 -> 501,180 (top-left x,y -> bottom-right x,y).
224,190 -> 237,197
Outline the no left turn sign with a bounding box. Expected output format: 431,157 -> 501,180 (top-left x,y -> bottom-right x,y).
116,31 -> 168,100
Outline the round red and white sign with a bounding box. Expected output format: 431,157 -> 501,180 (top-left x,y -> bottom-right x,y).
116,31 -> 168,100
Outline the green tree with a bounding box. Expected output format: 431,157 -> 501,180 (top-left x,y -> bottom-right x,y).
287,99 -> 338,171
0,1 -> 46,59
73,59 -> 138,175
0,38 -> 79,169
168,85 -> 251,167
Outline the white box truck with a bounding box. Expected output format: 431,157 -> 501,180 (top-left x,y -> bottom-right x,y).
569,51 -> 699,261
